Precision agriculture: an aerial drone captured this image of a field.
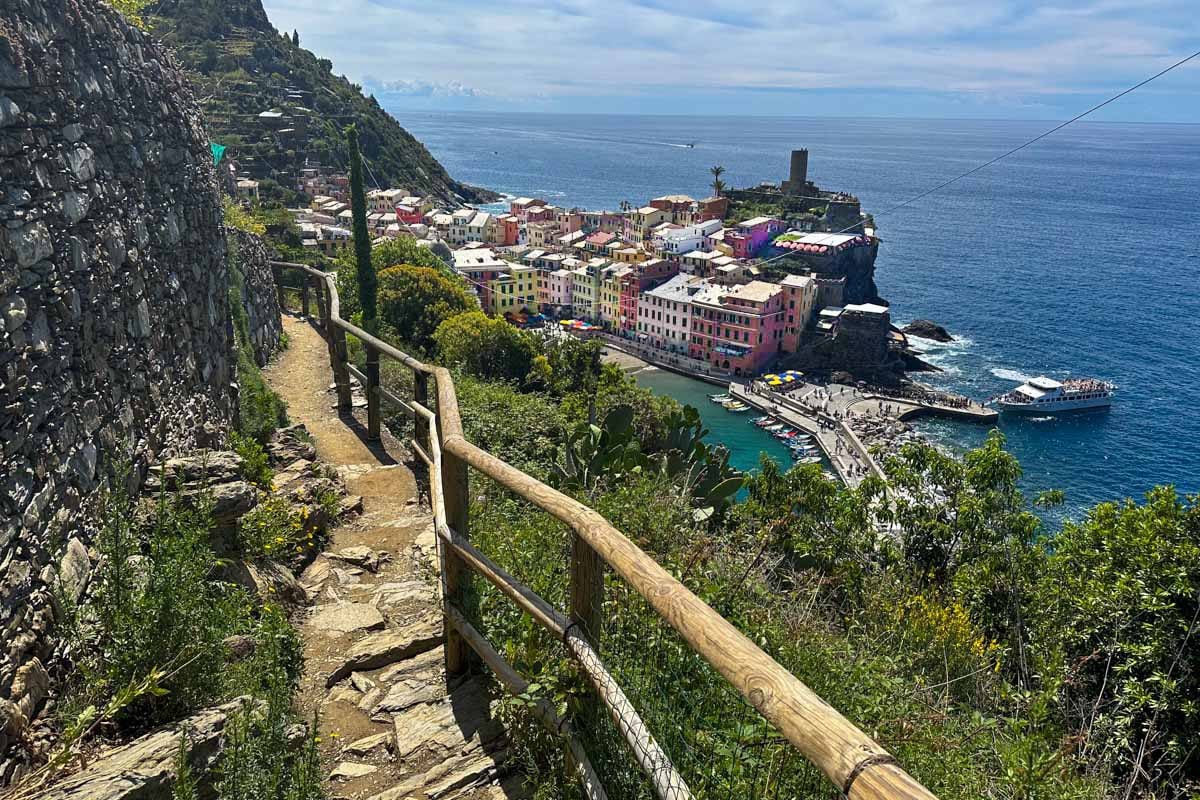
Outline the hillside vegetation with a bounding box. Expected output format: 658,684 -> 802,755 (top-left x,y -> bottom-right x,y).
146,0 -> 493,203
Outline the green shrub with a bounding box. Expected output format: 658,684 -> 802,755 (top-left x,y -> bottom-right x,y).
60,487 -> 251,731
434,311 -> 538,383
230,432 -> 273,488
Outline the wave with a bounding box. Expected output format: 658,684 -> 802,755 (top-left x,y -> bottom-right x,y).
990,367 -> 1034,383
906,333 -> 974,350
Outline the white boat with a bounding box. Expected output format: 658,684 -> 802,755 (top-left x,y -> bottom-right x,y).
993,376 -> 1114,414
709,394 -> 731,404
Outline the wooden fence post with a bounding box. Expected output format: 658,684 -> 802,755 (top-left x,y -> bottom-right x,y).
441,445 -> 471,674
300,280 -> 310,317
570,536 -> 605,647
272,265 -> 285,312
414,369 -> 430,456
365,341 -> 381,440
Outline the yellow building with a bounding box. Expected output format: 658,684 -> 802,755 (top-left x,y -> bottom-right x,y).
599,265 -> 630,331
490,265 -> 538,317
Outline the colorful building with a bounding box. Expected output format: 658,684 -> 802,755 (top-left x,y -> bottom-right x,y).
689,280 -> 786,375
618,258 -> 678,336
571,259 -> 606,321
452,248 -> 509,312
623,206 -> 671,246
725,216 -> 786,259
538,268 -> 574,316
780,273 -> 818,352
599,265 -> 629,331
490,265 -> 538,318
637,273 -> 706,354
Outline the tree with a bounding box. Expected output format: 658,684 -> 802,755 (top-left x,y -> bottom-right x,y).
1033,487 -> 1200,795
375,264 -> 475,352
710,165 -> 727,197
291,29 -> 299,47
433,311 -> 537,383
345,124 -> 376,329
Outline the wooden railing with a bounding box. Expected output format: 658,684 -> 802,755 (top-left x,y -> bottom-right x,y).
270,261 -> 939,800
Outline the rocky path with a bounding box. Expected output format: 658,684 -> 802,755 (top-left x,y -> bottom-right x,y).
265,316 -> 520,800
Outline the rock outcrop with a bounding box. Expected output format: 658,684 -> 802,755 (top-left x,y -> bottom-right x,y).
26,698 -> 259,800
0,0 -> 236,770
901,319 -> 954,343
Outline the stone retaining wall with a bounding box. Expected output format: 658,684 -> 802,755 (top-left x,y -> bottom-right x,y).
230,228 -> 282,366
0,0 -> 236,774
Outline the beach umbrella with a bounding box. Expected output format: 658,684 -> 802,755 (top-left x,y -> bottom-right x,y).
763,373 -> 780,380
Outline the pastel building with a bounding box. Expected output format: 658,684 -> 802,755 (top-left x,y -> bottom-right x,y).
624,206 -> 671,246
510,197 -> 547,220
487,214 -> 521,246
690,280 -> 786,375
448,208 -> 476,245
452,248 -> 508,312
526,221 -> 558,249
637,273 -> 707,354
780,273 -> 818,351
726,216 -> 786,259
490,265 -> 538,318
571,259 -> 606,321
618,258 -> 678,336
599,265 -> 629,330
538,269 -> 574,315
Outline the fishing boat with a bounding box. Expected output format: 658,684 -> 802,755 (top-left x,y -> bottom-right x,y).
708,393 -> 731,404
991,377 -> 1114,414
793,455 -> 822,464
725,403 -> 750,413
752,416 -> 771,425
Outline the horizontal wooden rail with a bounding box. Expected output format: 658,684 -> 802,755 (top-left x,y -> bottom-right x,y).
269,261 -> 939,800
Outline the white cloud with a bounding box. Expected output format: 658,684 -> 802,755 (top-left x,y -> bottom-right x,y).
262,0 -> 1200,114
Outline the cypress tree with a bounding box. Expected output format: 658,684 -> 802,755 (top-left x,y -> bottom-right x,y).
291,29 -> 299,46
346,124 -> 376,328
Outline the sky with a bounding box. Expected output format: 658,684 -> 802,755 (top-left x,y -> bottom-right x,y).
261,0 -> 1200,121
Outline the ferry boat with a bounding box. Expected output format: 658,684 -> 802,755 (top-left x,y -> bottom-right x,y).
992,376 -> 1114,414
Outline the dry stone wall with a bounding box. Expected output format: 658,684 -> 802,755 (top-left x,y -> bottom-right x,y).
230,228 -> 282,366
0,0 -> 237,767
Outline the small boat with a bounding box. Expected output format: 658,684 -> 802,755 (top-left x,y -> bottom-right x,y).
793,455 -> 821,464
991,376 -> 1114,414
773,429 -> 798,440
752,416 -> 771,425
725,403 -> 750,413
709,394 -> 731,404
763,424 -> 785,432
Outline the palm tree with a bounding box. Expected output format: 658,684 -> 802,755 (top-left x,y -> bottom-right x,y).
710,165 -> 726,197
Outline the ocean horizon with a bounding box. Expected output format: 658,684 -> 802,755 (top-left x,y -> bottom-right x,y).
397,110 -> 1200,518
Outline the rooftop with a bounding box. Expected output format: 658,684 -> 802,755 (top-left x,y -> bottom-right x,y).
844,302 -> 889,316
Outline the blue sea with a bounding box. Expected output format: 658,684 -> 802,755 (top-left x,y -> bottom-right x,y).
398,111 -> 1200,517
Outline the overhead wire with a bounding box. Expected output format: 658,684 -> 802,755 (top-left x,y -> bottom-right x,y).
754,48 -> 1200,269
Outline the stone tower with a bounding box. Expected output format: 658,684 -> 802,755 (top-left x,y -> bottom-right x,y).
782,148 -> 808,194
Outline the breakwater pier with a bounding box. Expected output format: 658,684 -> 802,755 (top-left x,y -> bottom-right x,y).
730,379 -> 997,487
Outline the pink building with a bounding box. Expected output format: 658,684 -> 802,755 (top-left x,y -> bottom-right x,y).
538,269 -> 574,316
689,280 -> 786,375
726,216 -> 786,259
509,197 -> 547,220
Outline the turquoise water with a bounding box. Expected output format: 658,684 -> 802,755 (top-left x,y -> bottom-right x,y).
399,112 -> 1200,516
630,367 -> 793,473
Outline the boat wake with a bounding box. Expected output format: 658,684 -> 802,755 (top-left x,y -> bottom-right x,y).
990,367 -> 1034,383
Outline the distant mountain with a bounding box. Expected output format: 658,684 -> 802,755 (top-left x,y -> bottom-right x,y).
149,0 -> 495,204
